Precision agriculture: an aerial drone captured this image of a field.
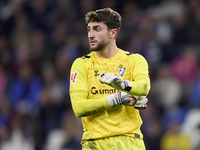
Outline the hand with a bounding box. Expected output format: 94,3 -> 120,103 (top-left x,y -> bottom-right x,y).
134,96 -> 148,110
99,73 -> 132,92
107,91 -> 137,108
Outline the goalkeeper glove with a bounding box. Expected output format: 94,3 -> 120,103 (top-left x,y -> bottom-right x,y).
134,96 -> 148,110
99,73 -> 132,92
107,91 -> 137,108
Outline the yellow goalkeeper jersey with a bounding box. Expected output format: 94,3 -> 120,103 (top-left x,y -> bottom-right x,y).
69,49 -> 150,142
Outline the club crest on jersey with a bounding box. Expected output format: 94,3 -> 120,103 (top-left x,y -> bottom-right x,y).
117,64 -> 125,76
70,72 -> 79,84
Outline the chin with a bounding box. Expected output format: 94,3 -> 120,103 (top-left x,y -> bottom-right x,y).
89,42 -> 108,51
90,46 -> 101,51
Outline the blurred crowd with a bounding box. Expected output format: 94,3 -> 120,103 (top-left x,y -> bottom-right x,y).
0,0 -> 200,149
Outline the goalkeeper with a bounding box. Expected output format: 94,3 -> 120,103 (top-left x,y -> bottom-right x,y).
69,8 -> 151,150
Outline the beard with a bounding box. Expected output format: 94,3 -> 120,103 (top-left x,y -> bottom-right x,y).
89,38 -> 109,51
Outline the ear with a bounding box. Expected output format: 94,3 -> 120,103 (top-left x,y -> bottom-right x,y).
110,29 -> 118,39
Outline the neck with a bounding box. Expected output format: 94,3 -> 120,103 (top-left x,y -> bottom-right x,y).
95,42 -> 119,58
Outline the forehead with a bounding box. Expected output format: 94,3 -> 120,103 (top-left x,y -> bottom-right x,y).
87,22 -> 107,28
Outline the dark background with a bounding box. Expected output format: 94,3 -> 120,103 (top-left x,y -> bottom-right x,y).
0,0 -> 200,149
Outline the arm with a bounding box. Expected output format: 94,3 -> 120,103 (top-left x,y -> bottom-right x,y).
70,91 -> 108,117
99,54 -> 151,96
70,91 -> 139,117
70,58 -> 109,117
128,73 -> 150,96
70,58 -> 137,117
130,54 -> 150,96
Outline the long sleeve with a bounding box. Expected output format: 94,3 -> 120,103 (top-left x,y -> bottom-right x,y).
70,91 -> 108,117
128,54 -> 151,96
129,73 -> 150,96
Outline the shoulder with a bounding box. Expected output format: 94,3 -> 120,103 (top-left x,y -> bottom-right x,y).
81,53 -> 92,59
120,49 -> 138,59
71,52 -> 93,67
120,50 -> 148,63
121,49 -> 145,58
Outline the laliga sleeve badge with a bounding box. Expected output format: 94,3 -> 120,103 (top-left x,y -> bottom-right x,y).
70,72 -> 79,84
117,64 -> 125,76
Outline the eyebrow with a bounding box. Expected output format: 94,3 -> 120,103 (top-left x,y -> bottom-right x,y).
87,25 -> 102,29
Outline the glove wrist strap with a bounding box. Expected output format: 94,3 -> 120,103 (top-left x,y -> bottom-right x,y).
124,80 -> 132,92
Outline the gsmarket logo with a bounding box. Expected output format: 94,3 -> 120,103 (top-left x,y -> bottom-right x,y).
90,87 -> 120,95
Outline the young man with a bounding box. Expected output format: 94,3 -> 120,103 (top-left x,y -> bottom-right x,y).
69,8 -> 151,150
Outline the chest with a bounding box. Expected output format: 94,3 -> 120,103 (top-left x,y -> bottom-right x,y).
86,59 -> 133,98
89,59 -> 133,78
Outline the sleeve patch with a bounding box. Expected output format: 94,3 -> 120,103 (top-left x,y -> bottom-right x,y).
70,72 -> 79,84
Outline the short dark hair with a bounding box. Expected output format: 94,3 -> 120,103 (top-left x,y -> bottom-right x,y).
85,8 -> 122,31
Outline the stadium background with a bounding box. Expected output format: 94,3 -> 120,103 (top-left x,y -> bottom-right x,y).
0,0 -> 200,149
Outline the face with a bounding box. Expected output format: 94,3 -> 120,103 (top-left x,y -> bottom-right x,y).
87,22 -> 110,51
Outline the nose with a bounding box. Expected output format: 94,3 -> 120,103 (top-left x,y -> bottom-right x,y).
88,30 -> 94,38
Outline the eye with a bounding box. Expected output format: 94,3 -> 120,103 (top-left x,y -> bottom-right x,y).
96,27 -> 101,32
93,26 -> 101,32
87,28 -> 90,32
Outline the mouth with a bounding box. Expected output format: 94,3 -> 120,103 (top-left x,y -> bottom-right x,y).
89,40 -> 97,46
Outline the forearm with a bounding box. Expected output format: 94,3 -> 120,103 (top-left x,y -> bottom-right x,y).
129,74 -> 150,96
129,80 -> 150,96
70,92 -> 109,117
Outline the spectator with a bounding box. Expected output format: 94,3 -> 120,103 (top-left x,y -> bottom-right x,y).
9,63 -> 41,114
154,64 -> 182,111
0,114 -> 34,150
182,109 -> 200,149
161,120 -> 192,150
